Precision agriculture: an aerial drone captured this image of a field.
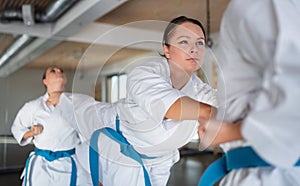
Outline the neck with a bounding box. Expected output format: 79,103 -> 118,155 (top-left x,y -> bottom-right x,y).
46,91 -> 63,106
169,63 -> 191,90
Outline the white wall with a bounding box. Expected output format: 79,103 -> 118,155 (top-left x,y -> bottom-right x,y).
0,68 -> 97,135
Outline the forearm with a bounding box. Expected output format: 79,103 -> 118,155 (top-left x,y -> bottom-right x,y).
22,130 -> 35,140
165,96 -> 214,120
22,125 -> 43,140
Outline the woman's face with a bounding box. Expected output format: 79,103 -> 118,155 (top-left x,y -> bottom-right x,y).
163,22 -> 206,75
43,66 -> 67,91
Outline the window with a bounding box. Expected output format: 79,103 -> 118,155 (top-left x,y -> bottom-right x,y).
106,74 -> 127,103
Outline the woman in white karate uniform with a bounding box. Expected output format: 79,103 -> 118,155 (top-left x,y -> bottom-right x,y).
91,16 -> 217,186
198,0 -> 300,185
11,66 -> 92,186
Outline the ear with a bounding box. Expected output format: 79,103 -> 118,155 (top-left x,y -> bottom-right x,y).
43,79 -> 47,87
163,45 -> 170,59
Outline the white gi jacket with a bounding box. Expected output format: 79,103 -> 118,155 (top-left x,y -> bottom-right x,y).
216,0 -> 300,185
11,92 -> 92,186
97,57 -> 217,186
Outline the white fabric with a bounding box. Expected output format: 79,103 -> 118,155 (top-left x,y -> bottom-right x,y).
71,94 -> 116,142
216,0 -> 300,185
71,94 -> 117,174
11,92 -> 92,186
98,57 -> 217,185
119,58 -> 217,156
99,150 -> 178,186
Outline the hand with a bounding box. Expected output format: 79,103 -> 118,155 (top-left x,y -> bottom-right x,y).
198,118 -> 223,150
198,119 -> 243,150
31,124 -> 44,136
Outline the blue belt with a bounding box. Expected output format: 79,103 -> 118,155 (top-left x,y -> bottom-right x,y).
24,147 -> 77,186
89,115 -> 153,186
198,146 -> 300,186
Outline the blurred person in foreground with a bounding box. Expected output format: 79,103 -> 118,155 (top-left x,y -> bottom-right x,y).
198,0 -> 300,185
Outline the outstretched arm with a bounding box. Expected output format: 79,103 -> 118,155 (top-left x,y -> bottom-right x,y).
165,96 -> 216,120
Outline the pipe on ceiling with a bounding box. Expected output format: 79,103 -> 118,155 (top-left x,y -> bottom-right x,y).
0,35 -> 34,67
0,0 -> 79,23
36,0 -> 78,22
0,0 -> 79,68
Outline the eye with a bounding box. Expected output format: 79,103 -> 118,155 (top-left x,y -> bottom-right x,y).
178,40 -> 188,45
50,69 -> 55,73
196,40 -> 205,47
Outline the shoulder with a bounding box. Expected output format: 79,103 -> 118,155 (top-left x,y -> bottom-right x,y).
224,0 -> 253,21
63,92 -> 95,101
131,57 -> 168,74
223,0 -> 268,31
128,57 -> 169,80
65,92 -> 96,105
27,95 -> 44,106
18,95 -> 44,112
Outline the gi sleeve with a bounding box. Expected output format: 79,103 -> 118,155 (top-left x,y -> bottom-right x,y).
127,61 -> 185,123
11,102 -> 34,146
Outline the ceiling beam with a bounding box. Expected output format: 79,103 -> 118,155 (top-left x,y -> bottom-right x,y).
0,23 -> 53,37
0,0 -> 128,77
66,22 -> 164,51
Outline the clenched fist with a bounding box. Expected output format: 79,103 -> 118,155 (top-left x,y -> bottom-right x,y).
31,124 -> 44,135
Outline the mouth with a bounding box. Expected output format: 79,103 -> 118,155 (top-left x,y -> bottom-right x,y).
187,58 -> 199,62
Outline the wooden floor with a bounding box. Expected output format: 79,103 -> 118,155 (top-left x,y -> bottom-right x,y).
168,149 -> 221,186
0,138 -> 221,186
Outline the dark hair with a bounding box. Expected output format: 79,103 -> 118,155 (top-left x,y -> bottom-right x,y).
42,69 -> 47,80
162,16 -> 206,47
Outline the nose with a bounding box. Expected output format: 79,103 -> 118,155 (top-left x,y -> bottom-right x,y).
190,45 -> 198,54
55,68 -> 63,73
